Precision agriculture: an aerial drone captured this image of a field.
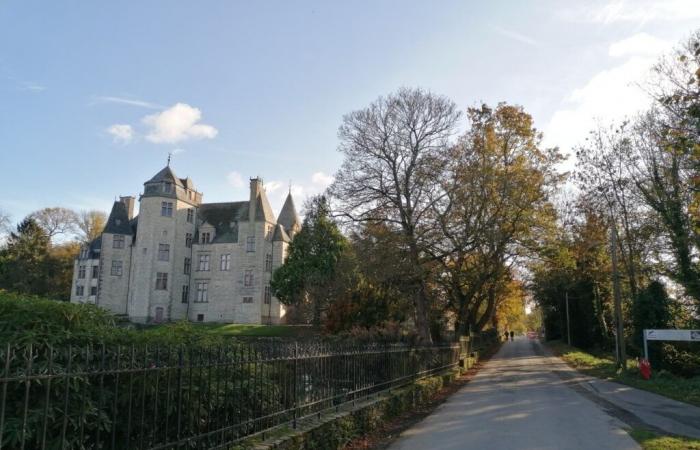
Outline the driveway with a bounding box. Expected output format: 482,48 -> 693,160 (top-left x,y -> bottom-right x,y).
389,337 -> 640,450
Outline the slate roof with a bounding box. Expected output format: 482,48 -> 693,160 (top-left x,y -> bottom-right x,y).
277,192 -> 301,231
146,166 -> 184,187
272,224 -> 291,243
103,201 -> 134,235
197,202 -> 248,243
255,191 -> 276,222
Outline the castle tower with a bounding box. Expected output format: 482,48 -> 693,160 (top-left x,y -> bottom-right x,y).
127,165 -> 201,323
277,192 -> 301,238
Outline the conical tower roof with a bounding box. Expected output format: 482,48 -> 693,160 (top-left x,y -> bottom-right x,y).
277,192 -> 301,232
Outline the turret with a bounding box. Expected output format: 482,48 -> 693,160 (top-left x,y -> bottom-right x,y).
277,192 -> 301,237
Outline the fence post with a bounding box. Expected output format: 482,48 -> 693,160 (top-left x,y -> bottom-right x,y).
292,342 -> 298,429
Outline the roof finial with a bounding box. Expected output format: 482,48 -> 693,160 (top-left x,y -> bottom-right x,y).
167,152 -> 172,166
288,180 -> 292,195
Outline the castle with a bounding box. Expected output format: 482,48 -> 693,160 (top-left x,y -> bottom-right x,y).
70,164 -> 300,324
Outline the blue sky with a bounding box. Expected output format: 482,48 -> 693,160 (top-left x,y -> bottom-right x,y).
1,0 -> 698,223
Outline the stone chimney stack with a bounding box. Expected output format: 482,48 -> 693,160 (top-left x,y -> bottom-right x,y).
120,196 -> 136,220
248,178 -> 263,222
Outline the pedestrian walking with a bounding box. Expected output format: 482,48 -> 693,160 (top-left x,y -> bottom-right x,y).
510,331 -> 514,341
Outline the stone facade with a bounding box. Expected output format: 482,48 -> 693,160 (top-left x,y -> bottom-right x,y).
70,165 -> 300,324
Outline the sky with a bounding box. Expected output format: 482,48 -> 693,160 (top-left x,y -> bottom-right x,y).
1,0 -> 698,224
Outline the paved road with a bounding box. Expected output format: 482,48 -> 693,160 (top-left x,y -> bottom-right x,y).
390,337 -> 640,450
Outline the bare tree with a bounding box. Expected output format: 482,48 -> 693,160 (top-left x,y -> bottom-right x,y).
330,87 -> 461,342
76,210 -> 107,243
28,207 -> 79,242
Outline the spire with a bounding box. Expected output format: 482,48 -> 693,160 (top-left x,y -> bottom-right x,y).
167,152 -> 172,166
278,191 -> 301,234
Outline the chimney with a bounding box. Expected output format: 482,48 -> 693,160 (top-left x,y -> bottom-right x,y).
120,196 -> 136,220
249,178 -> 262,222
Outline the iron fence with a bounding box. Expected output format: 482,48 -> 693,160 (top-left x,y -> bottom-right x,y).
0,340 -> 460,449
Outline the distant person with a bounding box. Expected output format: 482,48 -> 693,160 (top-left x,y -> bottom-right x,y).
504,331 -> 509,342
510,331 -> 514,341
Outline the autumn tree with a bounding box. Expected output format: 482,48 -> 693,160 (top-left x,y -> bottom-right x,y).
76,210 -> 107,243
330,88 -> 461,342
431,104 -> 562,334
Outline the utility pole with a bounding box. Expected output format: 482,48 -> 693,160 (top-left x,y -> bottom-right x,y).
611,222 -> 627,370
565,291 -> 571,346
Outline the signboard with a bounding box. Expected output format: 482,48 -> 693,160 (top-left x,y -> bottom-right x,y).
643,329 -> 700,362
645,329 -> 700,342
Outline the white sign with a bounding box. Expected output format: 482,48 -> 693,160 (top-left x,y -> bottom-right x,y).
645,329 -> 700,342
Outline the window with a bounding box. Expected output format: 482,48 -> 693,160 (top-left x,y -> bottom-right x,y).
266,225 -> 273,240
91,265 -> 99,278
265,254 -> 273,272
264,285 -> 271,304
242,296 -> 254,304
244,270 -> 253,287
195,281 -> 209,303
113,234 -> 125,249
198,254 -> 210,271
75,285 -> 84,296
185,233 -> 192,248
90,286 -> 98,296
155,272 -> 168,290
181,285 -> 189,303
161,201 -> 173,217
246,236 -> 255,252
220,254 -> 231,271
111,260 -> 123,276
158,244 -> 170,261
187,208 -> 194,223
78,265 -> 86,279
164,182 -> 172,193
200,232 -> 211,244
80,248 -> 89,259
197,314 -> 204,322
184,257 -> 191,274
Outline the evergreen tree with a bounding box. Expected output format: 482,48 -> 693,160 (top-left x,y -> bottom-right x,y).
271,195 -> 347,326
0,218 -> 51,296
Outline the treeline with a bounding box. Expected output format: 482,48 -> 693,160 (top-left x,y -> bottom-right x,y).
0,207 -> 106,300
532,32 -> 700,375
272,93 -> 559,342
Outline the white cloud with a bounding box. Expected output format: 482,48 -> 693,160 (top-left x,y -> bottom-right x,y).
563,0 -> 700,24
107,124 -> 134,144
93,95 -> 161,109
311,171 -> 335,187
609,33 -> 670,58
20,81 -> 46,92
143,103 -> 218,144
265,180 -> 284,193
543,33 -> 673,161
492,25 -> 538,47
227,171 -> 245,188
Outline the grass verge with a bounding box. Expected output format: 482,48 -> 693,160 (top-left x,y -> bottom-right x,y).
140,322 -> 316,338
630,428 -> 700,450
547,340 -> 700,407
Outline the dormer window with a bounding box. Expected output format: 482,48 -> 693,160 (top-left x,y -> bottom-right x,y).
163,182 -> 172,193
200,232 -> 211,244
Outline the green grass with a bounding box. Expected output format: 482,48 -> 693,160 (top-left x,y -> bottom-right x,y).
547,340 -> 700,407
141,322 -> 317,338
630,428 -> 700,450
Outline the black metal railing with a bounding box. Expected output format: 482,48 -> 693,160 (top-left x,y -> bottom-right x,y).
0,340 -> 459,449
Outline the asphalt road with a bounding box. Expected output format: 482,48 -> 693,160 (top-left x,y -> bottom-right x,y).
389,337 -> 640,450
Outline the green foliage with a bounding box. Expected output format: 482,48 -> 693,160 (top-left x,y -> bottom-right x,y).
0,218 -> 80,301
630,429 -> 700,450
272,195 -> 347,325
